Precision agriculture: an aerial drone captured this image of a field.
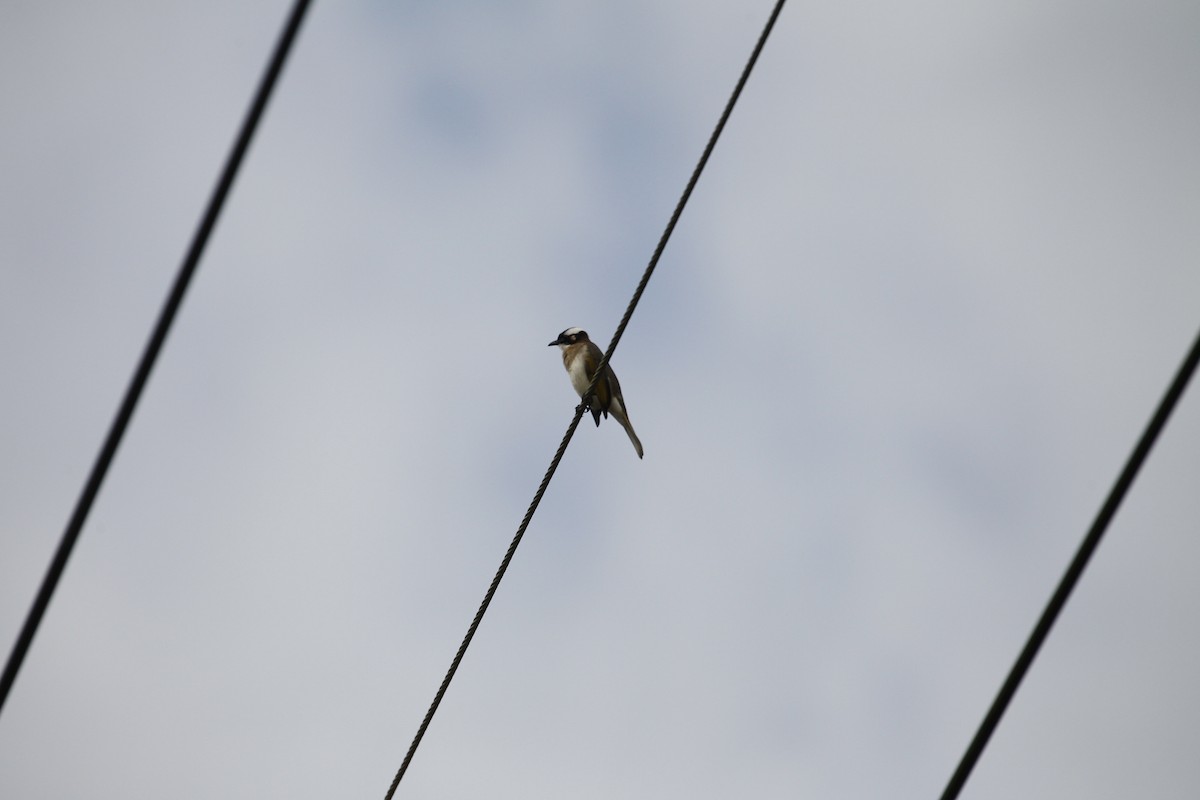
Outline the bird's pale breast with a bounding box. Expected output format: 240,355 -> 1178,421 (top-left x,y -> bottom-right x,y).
565,348 -> 593,397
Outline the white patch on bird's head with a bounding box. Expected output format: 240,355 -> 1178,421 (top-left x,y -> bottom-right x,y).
550,327 -> 589,348
549,326 -> 592,347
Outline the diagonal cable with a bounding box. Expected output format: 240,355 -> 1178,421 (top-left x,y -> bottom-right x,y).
939,324 -> 1200,800
382,1 -> 788,796
0,0 -> 313,718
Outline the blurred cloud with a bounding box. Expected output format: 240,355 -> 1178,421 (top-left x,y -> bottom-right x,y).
2,1 -> 1198,798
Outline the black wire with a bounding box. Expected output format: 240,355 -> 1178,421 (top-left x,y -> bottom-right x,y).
940,324 -> 1200,800
382,2 -> 788,796
590,0 -> 787,384
0,0 -> 313,719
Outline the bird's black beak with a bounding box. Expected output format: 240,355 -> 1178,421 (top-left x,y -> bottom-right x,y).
548,339 -> 560,346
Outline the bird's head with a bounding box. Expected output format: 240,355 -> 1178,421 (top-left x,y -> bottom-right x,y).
548,327 -> 589,348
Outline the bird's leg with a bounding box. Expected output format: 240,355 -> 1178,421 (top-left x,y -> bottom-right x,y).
576,393 -> 602,426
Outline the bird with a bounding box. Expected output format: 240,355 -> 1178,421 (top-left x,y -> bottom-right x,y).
549,327 -> 644,459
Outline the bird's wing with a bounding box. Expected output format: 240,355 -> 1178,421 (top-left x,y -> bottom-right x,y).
604,367 -> 624,412
583,342 -> 612,419
574,345 -> 600,425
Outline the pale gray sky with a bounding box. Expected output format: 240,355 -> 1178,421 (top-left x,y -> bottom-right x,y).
2,2 -> 1199,798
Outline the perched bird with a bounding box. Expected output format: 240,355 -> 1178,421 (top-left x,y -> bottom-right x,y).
549,327 -> 644,459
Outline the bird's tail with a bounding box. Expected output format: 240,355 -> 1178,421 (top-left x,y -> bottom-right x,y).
609,400 -> 644,459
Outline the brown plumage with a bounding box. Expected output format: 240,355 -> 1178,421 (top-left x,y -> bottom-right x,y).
549,327 -> 644,458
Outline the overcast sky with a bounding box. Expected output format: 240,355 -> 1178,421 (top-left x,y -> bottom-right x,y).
2,1 -> 1199,798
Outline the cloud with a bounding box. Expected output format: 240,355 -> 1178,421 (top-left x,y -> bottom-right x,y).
2,1 -> 1198,798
